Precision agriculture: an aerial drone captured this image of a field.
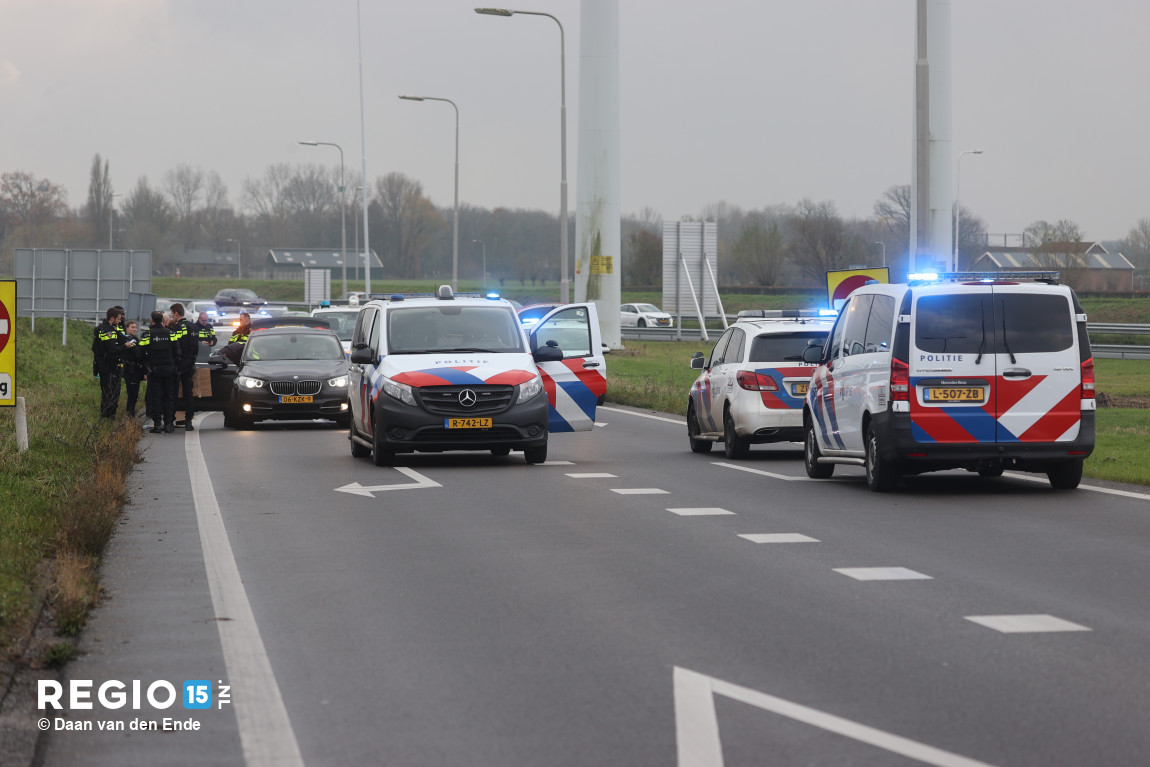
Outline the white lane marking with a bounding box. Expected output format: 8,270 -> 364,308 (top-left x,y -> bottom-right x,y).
667,507 -> 735,516
603,405 -> 1149,500
835,567 -> 933,581
965,614 -> 1092,633
335,466 -> 441,497
566,472 -> 618,478
599,405 -> 683,425
673,666 -> 1000,767
711,461 -> 810,481
739,533 -> 820,543
543,460 -> 575,465
186,415 -> 304,767
611,488 -> 670,495
1004,471 -> 1150,501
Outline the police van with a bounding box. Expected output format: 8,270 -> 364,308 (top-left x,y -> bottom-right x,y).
802,272 -> 1095,491
347,286 -> 606,465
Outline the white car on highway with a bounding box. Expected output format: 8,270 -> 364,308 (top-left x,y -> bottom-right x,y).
620,302 -> 673,329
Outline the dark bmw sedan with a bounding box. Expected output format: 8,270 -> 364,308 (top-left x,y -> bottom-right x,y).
221,326 -> 351,429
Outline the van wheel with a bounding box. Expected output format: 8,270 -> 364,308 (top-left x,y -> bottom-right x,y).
723,411 -> 750,459
864,423 -> 898,492
371,412 -> 394,466
349,420 -> 370,458
524,443 -> 548,464
1047,460 -> 1083,490
687,403 -> 712,454
805,418 -> 834,478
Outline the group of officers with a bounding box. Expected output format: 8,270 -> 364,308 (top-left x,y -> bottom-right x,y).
92,303 -> 252,433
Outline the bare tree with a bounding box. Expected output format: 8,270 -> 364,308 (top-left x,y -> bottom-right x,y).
121,176 -> 175,271
163,164 -> 206,249
375,172 -> 443,279
731,214 -> 787,286
85,154 -> 114,247
0,171 -> 68,230
623,228 -> 662,287
1023,219 -> 1088,286
242,164 -> 297,245
787,199 -> 852,284
955,205 -> 988,270
873,184 -> 910,262
1123,218 -> 1150,272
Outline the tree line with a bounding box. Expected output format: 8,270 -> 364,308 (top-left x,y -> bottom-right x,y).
2,155 -> 1147,290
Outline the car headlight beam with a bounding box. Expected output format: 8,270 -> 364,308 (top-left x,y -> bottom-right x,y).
517,375 -> 543,403
237,375 -> 265,389
382,376 -> 417,407
327,375 -> 349,388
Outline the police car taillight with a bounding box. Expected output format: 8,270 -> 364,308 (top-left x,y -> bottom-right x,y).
890,357 -> 910,401
736,371 -> 778,392
1080,357 -> 1095,399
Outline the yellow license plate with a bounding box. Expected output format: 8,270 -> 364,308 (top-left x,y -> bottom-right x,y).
279,395 -> 314,404
445,417 -> 493,429
791,382 -> 809,396
923,387 -> 983,403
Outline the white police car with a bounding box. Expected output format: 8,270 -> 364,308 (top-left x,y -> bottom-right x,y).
347,287 -> 606,465
802,272 -> 1095,490
687,311 -> 833,457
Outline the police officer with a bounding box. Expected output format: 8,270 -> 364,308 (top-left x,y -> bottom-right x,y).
229,311 -> 252,345
121,319 -> 147,417
92,307 -> 133,418
138,310 -> 182,433
169,303 -> 202,432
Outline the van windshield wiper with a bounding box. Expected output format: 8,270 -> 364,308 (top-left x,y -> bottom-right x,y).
999,300 -> 1017,364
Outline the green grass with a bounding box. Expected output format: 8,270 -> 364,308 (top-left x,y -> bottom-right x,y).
0,318 -> 138,656
606,340 -> 1150,486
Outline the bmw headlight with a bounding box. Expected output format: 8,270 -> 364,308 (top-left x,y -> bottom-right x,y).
382,376 -> 417,406
517,375 -> 544,403
236,375 -> 265,389
327,375 -> 349,388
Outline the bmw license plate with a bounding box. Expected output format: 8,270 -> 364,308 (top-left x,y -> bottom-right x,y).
279,395 -> 313,404
445,417 -> 492,429
923,387 -> 983,403
791,382 -> 809,396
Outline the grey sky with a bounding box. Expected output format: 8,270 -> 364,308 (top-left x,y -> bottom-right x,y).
2,0 -> 1147,242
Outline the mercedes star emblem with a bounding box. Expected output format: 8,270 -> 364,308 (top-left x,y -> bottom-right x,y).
458,389 -> 477,408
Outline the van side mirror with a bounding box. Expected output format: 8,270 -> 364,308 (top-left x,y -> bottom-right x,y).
349,347 -> 375,364
533,339 -> 563,363
802,344 -> 824,364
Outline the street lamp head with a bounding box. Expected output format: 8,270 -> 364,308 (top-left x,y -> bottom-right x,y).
475,7 -> 514,16
398,95 -> 425,101
973,150 -> 984,154
298,140 -> 318,146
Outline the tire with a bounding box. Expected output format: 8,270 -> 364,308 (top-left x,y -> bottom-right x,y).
723,410 -> 750,459
490,447 -> 511,456
804,418 -> 834,478
222,408 -> 234,428
1047,460 -> 1083,490
687,403 -> 713,454
334,414 -> 352,429
371,411 -> 394,466
638,318 -> 647,328
524,443 -> 548,464
864,422 -> 898,492
349,420 -> 370,458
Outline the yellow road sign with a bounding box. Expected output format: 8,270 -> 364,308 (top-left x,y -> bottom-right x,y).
0,281 -> 15,407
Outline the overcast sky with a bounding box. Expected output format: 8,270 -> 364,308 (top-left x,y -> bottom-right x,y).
2,0 -> 1147,242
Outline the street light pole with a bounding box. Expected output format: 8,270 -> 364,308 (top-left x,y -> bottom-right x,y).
227,238 -> 241,280
299,140 -> 347,297
874,241 -> 886,268
954,149 -> 983,272
473,239 -> 486,292
108,193 -> 120,249
475,7 -> 568,303
399,95 -> 460,292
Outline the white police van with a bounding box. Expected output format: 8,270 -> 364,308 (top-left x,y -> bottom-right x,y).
347,286 -> 606,465
802,272 -> 1095,491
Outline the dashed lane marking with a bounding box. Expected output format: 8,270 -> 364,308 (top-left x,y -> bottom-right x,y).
611,488 -> 670,495
834,567 -> 933,581
667,507 -> 735,516
965,615 -> 1091,633
739,533 -> 820,543
566,472 -> 618,478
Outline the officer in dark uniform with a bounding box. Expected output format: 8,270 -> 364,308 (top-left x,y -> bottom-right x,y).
169,303 -> 202,431
92,307 -> 133,418
138,310 -> 182,433
121,319 -> 147,417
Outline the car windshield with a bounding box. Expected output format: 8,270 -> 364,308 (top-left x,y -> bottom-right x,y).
749,331 -> 828,362
315,311 -> 358,341
388,306 -> 524,354
245,333 -> 344,361
634,303 -> 660,313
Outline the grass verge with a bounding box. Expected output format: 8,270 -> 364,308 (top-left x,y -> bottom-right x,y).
0,318 -> 142,663
607,340 -> 1150,486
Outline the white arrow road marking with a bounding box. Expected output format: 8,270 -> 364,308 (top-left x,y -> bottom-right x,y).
335,466 -> 441,497
673,666 -> 1000,767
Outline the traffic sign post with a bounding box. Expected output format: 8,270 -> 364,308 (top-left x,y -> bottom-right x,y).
0,280 -> 15,407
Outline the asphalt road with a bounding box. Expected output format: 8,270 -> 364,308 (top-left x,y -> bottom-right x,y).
35,405 -> 1150,766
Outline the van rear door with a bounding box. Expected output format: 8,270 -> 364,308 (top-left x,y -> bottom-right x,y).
908,287 -> 997,444
990,286 -> 1082,443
